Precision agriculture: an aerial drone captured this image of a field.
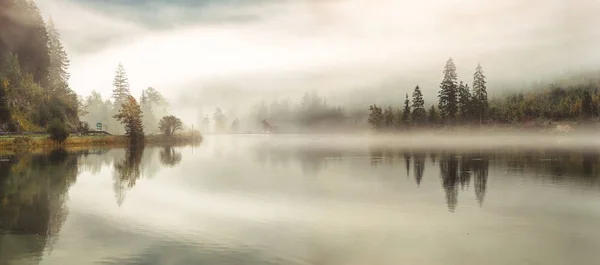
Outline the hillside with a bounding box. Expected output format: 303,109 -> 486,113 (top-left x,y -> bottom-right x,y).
0,0 -> 80,132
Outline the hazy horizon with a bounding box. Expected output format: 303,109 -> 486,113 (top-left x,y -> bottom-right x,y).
35,0 -> 600,123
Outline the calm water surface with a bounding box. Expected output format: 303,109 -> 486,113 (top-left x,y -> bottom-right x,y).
1,135 -> 600,265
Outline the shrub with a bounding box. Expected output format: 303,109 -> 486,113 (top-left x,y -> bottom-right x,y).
159,115 -> 183,136
11,136 -> 32,147
47,119 -> 69,143
77,121 -> 90,133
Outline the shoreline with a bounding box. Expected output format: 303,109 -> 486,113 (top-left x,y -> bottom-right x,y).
0,133 -> 202,151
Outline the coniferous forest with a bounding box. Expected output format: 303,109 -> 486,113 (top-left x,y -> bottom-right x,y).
2,0 -> 600,138
367,58 -> 600,131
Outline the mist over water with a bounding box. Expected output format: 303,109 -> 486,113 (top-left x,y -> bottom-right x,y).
2,135 -> 600,265
4,1 -> 600,263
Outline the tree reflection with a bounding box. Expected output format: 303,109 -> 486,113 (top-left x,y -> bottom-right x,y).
113,147 -> 145,206
459,155 -> 471,190
413,153 -> 425,186
437,152 -> 490,211
439,152 -> 459,212
255,144 -> 599,212
404,152 -> 411,177
472,154 -> 489,206
159,146 -> 182,167
0,149 -> 80,265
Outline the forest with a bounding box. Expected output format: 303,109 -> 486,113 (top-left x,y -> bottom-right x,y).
0,0 -> 173,140
367,58 -> 600,131
3,0 -> 600,137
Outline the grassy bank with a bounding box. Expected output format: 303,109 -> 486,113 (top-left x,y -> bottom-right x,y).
0,132 -> 202,151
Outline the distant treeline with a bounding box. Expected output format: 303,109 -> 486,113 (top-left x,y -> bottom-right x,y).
202,91 -> 366,133
368,58 -> 600,131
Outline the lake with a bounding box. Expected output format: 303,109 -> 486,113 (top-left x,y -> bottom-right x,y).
1,134 -> 600,265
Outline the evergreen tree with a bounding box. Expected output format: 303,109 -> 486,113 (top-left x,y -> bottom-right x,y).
402,93 -> 411,125
472,63 -> 488,124
46,17 -> 78,126
458,81 -> 472,122
411,85 -> 426,124
112,63 -> 131,106
428,105 -> 440,125
368,105 -> 384,130
582,90 -> 593,118
114,95 -> 144,143
0,79 -> 11,127
213,107 -> 227,132
393,108 -> 403,129
0,0 -> 50,86
46,17 -> 70,94
382,106 -> 394,129
438,58 -> 458,123
144,87 -> 169,117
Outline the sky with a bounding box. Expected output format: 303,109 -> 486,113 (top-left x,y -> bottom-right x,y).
35,0 -> 600,121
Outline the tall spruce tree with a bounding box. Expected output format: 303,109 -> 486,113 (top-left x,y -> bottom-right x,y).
457,81 -> 472,122
472,63 -> 488,124
46,17 -> 70,93
439,58 -> 458,123
112,63 -> 131,106
46,17 -> 79,126
402,93 -> 411,125
411,85 -> 426,124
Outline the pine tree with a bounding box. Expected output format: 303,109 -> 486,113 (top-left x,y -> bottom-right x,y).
368,105 -> 384,130
114,95 -> 144,144
112,63 -> 131,106
46,17 -> 78,126
402,93 -> 411,125
411,85 -> 426,124
12,0 -> 50,86
47,17 -> 70,93
144,87 -> 169,118
393,108 -> 403,129
457,81 -> 472,122
382,106 -> 395,129
472,63 -> 488,124
439,58 -> 458,123
428,105 -> 440,125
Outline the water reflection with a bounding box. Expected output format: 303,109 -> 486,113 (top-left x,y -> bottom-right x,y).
2,139 -> 600,264
159,146 -> 182,167
413,153 -> 425,186
0,149 -> 79,264
113,147 -> 145,206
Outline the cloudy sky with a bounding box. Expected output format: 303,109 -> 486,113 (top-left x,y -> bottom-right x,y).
35,0 -> 600,119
